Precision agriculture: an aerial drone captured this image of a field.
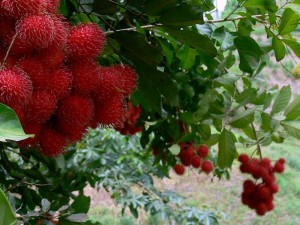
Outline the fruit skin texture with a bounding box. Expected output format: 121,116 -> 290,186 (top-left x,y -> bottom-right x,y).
39,128 -> 66,157
57,95 -> 94,127
26,91 -> 57,123
67,23 -> 105,59
197,145 -> 209,158
46,68 -> 72,99
174,164 -> 185,175
191,156 -> 201,168
0,68 -> 33,108
1,0 -> 43,18
16,15 -> 55,49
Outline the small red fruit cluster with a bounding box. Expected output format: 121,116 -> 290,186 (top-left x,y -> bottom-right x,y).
0,1 -> 137,157
238,154 -> 286,216
173,143 -> 214,175
114,101 -> 143,135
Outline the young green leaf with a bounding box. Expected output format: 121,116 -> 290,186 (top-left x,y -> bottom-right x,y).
284,95 -> 300,120
0,188 -> 17,225
230,108 -> 255,128
278,8 -> 300,35
281,121 -> 300,139
271,86 -> 291,115
272,36 -> 286,61
282,39 -> 300,58
218,129 -> 237,169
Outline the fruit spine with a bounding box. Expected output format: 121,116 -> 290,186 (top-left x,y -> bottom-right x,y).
0,0 -> 137,157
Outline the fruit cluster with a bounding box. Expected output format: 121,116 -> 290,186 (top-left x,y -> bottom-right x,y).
114,101 -> 143,135
238,154 -> 286,216
0,0 -> 137,157
173,143 -> 214,175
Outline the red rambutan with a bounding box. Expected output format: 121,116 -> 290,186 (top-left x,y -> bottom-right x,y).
26,90 -> 57,123
1,0 -> 43,18
16,15 -> 56,49
18,122 -> 42,148
174,164 -> 185,175
111,65 -> 137,95
57,95 -> 94,127
0,68 -> 32,108
47,68 -> 72,99
238,154 -> 249,164
191,156 -> 201,168
66,23 -> 105,59
201,160 -> 214,173
70,60 -> 100,95
39,127 -> 66,157
196,145 -> 209,158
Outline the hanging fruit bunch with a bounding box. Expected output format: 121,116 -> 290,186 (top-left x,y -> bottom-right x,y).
0,0 -> 137,157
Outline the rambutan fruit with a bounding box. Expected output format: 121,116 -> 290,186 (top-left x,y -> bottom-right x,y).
47,68 -> 72,99
201,160 -> 213,173
4,32 -> 33,56
255,203 -> 267,216
57,95 -> 94,127
174,164 -> 185,175
66,23 -> 106,59
238,154 -> 249,164
18,123 -> 42,148
26,90 -> 57,123
243,180 -> 256,195
39,127 -> 66,157
268,182 -> 279,193
1,0 -> 43,18
0,15 -> 15,41
191,156 -> 201,168
70,60 -> 100,95
18,58 -> 49,89
49,16 -> 68,49
260,157 -> 272,168
16,15 -> 56,49
0,68 -> 32,108
111,65 -> 137,95
273,161 -> 285,173
92,95 -> 126,127
36,47 -> 65,69
255,185 -> 271,200
11,106 -> 26,124
278,158 -> 286,164
196,145 -> 209,158
44,0 -> 60,13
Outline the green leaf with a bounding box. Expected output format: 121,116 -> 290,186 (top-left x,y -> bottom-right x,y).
281,121 -> 300,139
176,45 -> 197,70
284,96 -> 300,120
111,32 -> 163,65
0,103 -> 34,142
92,0 -> 118,15
243,0 -> 278,12
167,29 -> 217,57
0,188 -> 17,225
235,88 -> 257,106
71,195 -> 91,214
159,5 -> 204,26
198,124 -> 211,140
218,129 -> 237,169
234,36 -> 263,73
271,86 -> 291,115
212,26 -> 235,51
282,39 -> 300,58
168,144 -> 180,155
278,8 -> 300,35
144,0 -> 177,15
230,108 -> 255,128
272,36 -> 286,61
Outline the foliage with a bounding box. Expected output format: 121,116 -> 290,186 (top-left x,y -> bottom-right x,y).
1,0 -> 300,224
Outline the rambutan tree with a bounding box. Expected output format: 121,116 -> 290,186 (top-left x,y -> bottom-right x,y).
0,0 -> 300,224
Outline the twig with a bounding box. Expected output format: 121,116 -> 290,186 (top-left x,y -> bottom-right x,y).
3,32 -> 17,63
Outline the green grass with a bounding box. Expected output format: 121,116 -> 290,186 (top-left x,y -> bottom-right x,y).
88,138 -> 300,225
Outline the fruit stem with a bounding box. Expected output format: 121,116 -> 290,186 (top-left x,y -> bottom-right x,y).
3,32 -> 18,63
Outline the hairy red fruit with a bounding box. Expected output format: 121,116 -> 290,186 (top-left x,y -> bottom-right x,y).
47,68 -> 72,99
16,15 -> 56,49
18,123 -> 42,148
201,160 -> 213,173
50,16 -> 68,49
57,95 -> 94,127
71,60 -> 100,95
44,0 -> 60,13
256,185 -> 271,200
191,156 -> 201,168
0,68 -> 32,108
174,164 -> 185,175
263,174 -> 276,185
1,0 -> 43,18
197,145 -> 209,158
241,192 -> 250,205
256,203 -> 267,216
268,183 -> 279,193
257,166 -> 269,179
259,158 -> 272,168
18,58 -> 49,89
278,158 -> 286,164
266,202 -> 275,211
67,23 -> 105,59
26,91 -> 57,123
4,32 -> 33,56
238,154 -> 249,164
92,95 -> 126,127
111,65 -> 137,95
36,47 -> 65,69
39,128 -> 66,157
273,161 -> 285,173
12,106 -> 26,124
243,180 -> 256,195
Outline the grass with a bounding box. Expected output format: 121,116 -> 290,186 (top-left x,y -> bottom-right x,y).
88,138 -> 300,225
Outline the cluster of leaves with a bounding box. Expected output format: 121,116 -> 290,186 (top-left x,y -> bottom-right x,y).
59,0 -> 300,170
